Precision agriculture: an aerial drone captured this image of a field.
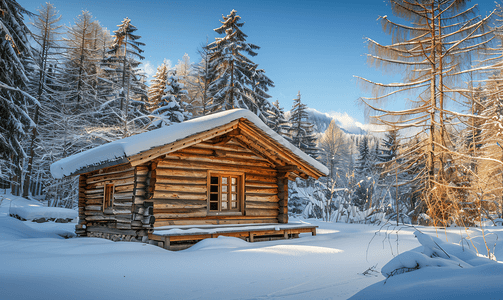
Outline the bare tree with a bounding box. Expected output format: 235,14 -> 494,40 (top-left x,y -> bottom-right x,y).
355,0 -> 495,226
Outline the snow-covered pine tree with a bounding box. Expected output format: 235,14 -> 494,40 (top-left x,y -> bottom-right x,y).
150,70 -> 191,128
0,0 -> 36,194
207,9 -> 274,122
266,100 -> 288,135
285,91 -> 318,158
101,17 -> 148,138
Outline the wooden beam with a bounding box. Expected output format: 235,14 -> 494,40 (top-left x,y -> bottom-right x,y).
128,121 -> 240,166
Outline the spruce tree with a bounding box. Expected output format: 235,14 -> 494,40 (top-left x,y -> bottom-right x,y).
0,0 -> 36,194
207,9 -> 274,122
150,70 -> 191,128
285,91 -> 318,158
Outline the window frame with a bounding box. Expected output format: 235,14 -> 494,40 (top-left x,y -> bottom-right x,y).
103,183 -> 114,212
207,171 -> 244,216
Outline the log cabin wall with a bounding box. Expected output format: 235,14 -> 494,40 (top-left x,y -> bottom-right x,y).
148,138 -> 285,226
78,163 -> 150,241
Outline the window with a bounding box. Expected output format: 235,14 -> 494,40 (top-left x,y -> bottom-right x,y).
208,173 -> 243,213
103,184 -> 114,211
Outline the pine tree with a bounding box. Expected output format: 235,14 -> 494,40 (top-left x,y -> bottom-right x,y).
266,100 -> 288,135
207,9 -> 274,122
101,17 -> 148,138
150,70 -> 191,128
286,92 -> 318,158
0,0 -> 36,194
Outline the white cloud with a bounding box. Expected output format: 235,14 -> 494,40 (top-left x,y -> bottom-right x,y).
139,60 -> 156,83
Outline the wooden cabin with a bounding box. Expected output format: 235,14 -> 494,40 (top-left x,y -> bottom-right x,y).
51,109 -> 328,249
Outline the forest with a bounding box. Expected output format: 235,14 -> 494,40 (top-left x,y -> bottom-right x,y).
2,0 -> 503,229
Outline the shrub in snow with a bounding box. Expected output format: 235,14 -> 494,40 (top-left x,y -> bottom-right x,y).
381,230 -> 495,279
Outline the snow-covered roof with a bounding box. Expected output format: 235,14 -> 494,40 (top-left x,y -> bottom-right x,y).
50,109 -> 329,179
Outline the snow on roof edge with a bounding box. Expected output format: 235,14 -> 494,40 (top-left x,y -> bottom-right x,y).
50,109 -> 329,179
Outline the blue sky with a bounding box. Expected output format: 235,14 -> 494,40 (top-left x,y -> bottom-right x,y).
19,0 -> 497,125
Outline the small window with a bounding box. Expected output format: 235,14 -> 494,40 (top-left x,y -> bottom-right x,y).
208,173 -> 242,213
103,184 -> 114,211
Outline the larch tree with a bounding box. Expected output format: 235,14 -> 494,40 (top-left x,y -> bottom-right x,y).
207,9 -> 274,122
23,2 -> 63,198
355,0 -> 495,226
147,60 -> 170,109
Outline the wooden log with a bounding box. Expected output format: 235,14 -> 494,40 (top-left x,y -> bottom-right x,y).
114,184 -> 135,192
162,153 -> 273,168
154,176 -> 207,185
143,215 -> 155,225
114,191 -> 134,199
153,200 -> 207,209
152,191 -> 208,200
245,187 -> 278,195
245,201 -> 279,209
85,205 -> 102,211
155,168 -> 207,178
86,193 -> 104,200
245,209 -> 279,217
86,177 -> 135,190
245,195 -> 279,202
86,170 -> 135,184
245,181 -> 278,188
245,175 -> 277,183
127,121 -> 240,166
193,141 -> 251,152
154,211 -> 207,219
154,183 -> 206,193
86,164 -> 134,178
143,206 -> 154,215
277,214 -> 288,223
157,160 -> 276,176
103,208 -> 132,215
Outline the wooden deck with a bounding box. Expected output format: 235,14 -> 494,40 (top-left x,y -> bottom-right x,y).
148,223 -> 317,250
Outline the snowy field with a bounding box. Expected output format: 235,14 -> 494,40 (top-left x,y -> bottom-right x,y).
1,192 -> 502,300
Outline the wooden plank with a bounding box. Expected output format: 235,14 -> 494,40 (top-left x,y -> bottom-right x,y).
154,183 -> 207,193
128,121 -> 240,166
154,218 -> 278,227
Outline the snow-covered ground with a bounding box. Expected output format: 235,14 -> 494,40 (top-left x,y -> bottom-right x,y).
1,191 -> 502,300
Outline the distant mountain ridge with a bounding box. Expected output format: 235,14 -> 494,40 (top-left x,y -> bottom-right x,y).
285,108 -> 368,135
